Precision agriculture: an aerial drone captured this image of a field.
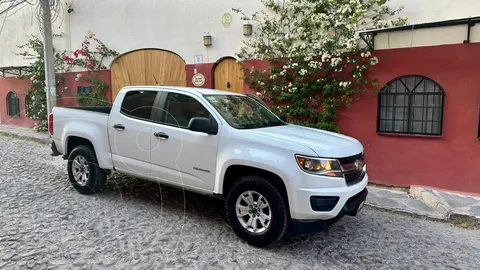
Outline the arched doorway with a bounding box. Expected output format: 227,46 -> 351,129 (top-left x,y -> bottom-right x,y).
110,49 -> 186,99
213,57 -> 244,94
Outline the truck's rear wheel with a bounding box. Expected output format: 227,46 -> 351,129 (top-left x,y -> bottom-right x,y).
67,145 -> 106,195
226,176 -> 289,247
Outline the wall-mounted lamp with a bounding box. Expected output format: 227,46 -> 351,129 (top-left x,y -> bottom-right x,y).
203,34 -> 212,47
243,24 -> 253,36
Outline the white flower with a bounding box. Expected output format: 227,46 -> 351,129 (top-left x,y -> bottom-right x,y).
270,74 -> 277,80
292,63 -> 298,67
361,51 -> 372,58
331,58 -> 342,67
370,57 -> 379,65
321,52 -> 331,62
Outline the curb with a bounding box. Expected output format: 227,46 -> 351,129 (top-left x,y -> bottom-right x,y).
409,186 -> 450,218
364,203 -> 446,222
0,130 -> 49,145
409,186 -> 480,229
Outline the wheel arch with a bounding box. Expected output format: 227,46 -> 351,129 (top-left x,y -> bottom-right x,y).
222,164 -> 290,208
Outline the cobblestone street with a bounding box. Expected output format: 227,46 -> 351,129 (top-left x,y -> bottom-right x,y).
0,136 -> 479,270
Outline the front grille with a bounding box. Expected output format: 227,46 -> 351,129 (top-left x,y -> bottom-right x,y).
337,152 -> 365,186
337,152 -> 363,165
344,170 -> 365,186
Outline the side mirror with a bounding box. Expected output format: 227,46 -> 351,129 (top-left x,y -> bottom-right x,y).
278,114 -> 287,122
188,117 -> 218,134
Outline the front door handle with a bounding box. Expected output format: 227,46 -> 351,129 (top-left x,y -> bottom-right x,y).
154,132 -> 169,139
113,124 -> 125,131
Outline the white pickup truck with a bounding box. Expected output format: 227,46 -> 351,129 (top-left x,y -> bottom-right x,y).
48,85 -> 368,247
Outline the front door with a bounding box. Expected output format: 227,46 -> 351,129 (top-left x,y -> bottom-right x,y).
150,90 -> 221,192
108,89 -> 160,179
214,57 -> 244,93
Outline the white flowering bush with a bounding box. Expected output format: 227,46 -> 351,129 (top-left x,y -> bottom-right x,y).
233,0 -> 407,132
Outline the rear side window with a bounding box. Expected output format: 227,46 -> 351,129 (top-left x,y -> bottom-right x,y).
120,90 -> 158,120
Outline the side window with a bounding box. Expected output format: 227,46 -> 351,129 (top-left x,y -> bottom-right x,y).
120,90 -> 158,120
161,92 -> 211,128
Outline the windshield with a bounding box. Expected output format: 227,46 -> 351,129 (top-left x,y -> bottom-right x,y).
203,94 -> 286,129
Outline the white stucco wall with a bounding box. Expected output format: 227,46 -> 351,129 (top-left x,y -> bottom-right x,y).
1,0 -> 480,68
375,0 -> 480,50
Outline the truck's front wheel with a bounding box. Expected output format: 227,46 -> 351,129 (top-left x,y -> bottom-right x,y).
67,145 -> 106,195
226,176 -> 289,247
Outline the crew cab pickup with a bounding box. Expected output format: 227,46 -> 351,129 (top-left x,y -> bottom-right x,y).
49,86 -> 368,247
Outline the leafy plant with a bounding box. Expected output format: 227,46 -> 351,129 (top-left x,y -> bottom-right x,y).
17,35 -> 70,131
233,0 -> 407,132
64,31 -> 119,106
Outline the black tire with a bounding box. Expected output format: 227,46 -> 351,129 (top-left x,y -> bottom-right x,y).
226,175 -> 289,247
67,145 -> 106,195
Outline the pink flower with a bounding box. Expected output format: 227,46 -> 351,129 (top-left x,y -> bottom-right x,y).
63,56 -> 74,64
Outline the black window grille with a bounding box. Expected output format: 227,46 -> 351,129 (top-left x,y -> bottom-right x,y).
77,85 -> 93,94
377,75 -> 445,136
6,91 -> 20,117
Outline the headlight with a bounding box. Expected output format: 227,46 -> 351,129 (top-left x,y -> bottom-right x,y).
295,155 -> 343,177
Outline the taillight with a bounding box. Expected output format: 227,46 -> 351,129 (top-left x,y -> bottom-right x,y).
48,113 -> 53,135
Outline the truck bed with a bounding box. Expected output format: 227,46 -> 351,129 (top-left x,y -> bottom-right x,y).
63,106 -> 112,114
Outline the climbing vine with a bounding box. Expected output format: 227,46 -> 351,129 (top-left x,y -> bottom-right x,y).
233,0 -> 407,132
17,35 -> 70,132
64,31 -> 119,106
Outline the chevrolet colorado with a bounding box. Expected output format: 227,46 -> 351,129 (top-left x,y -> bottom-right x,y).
48,85 -> 368,247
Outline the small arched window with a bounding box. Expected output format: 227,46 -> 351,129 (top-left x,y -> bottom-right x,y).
6,91 -> 20,117
377,75 -> 445,136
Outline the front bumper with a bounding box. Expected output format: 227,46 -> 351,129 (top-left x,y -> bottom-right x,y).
286,171 -> 368,220
290,187 -> 368,236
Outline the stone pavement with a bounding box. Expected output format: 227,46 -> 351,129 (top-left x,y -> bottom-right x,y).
0,124 -> 479,227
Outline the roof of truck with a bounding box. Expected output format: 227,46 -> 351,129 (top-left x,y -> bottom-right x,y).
120,85 -> 246,97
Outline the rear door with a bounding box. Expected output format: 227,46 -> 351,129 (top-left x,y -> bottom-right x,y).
108,89 -> 161,179
149,89 -> 221,193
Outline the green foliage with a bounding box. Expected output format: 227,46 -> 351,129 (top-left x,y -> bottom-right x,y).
76,75 -> 110,106
16,35 -> 70,132
233,0 -> 407,132
64,31 -> 119,107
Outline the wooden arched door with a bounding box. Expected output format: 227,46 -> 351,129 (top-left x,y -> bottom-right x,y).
111,49 -> 186,99
214,57 -> 244,93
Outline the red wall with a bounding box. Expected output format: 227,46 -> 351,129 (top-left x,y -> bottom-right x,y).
337,43 -> 480,194
56,70 -> 113,107
0,70 -> 112,127
0,77 -> 37,127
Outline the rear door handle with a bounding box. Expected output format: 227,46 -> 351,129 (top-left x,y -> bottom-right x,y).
154,132 -> 169,139
113,124 -> 125,131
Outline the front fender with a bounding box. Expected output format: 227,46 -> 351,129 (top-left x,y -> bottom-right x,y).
214,147 -> 304,195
